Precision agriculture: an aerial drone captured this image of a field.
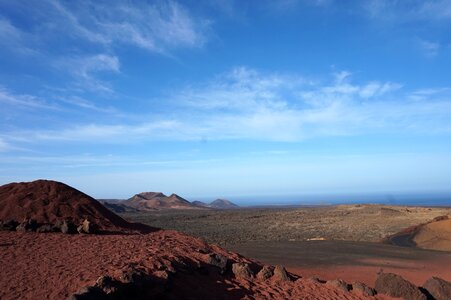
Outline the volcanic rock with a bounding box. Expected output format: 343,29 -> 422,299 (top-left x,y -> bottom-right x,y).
375,272 -> 426,300
16,219 -> 38,232
232,263 -> 254,280
423,276 -> 451,300
95,275 -> 120,295
58,220 -> 77,234
256,265 -> 274,280
36,224 -> 56,233
68,286 -> 107,300
352,281 -> 376,296
120,266 -> 151,286
207,253 -> 229,275
326,279 -> 349,293
0,219 -> 19,231
273,265 -> 291,282
77,219 -> 98,234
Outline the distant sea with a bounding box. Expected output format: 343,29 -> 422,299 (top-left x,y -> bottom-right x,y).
192,193 -> 451,207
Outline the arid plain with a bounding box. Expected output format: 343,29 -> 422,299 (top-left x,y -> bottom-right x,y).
121,204 -> 451,286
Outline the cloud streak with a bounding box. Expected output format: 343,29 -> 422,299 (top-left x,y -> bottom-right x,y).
3,67 -> 451,147
45,0 -> 209,52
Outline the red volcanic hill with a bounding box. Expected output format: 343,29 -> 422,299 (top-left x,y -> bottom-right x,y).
0,179 -> 147,232
124,192 -> 201,211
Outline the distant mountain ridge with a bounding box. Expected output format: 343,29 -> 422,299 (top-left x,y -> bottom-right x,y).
210,199 -> 239,209
99,193 -> 239,213
124,192 -> 197,211
193,199 -> 239,209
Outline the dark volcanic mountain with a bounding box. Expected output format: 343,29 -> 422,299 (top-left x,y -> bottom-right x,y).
209,199 -> 239,209
124,192 -> 201,211
0,180 -> 146,231
99,200 -> 139,213
192,200 -> 208,207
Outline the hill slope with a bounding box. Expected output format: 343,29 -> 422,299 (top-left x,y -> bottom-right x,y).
0,180 -> 144,231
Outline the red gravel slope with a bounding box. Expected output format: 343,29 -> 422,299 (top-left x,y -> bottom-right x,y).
0,180 -> 151,232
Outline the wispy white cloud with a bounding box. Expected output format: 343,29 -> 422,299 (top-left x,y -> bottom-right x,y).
418,39 -> 440,57
3,67 -> 451,146
363,0 -> 451,22
57,96 -> 117,114
56,54 -> 120,93
0,17 -> 40,56
0,87 -> 57,110
0,138 -> 11,152
45,0 -> 209,52
417,0 -> 451,20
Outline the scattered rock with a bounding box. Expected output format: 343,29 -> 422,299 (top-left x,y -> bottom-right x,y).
232,263 -> 254,280
77,219 -> 99,234
120,266 -> 151,286
272,265 -> 291,282
375,272 -> 426,300
36,224 -> 56,233
256,265 -> 274,280
58,220 -> 77,234
352,281 -> 376,296
16,219 -> 38,232
95,275 -> 120,295
423,276 -> 451,300
326,279 -> 349,293
433,215 -> 449,222
306,276 -> 322,283
0,219 -> 19,231
207,253 -> 228,275
68,286 -> 107,300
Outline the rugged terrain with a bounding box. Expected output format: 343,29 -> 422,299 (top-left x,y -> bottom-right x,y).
120,204 -> 451,289
1,179 -> 412,300
120,204 -> 451,246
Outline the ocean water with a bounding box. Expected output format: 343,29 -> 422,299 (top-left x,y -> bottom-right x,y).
197,193 -> 451,207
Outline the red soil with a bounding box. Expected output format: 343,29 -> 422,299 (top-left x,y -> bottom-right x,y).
290,255 -> 451,287
0,230 -> 388,300
0,180 -> 151,232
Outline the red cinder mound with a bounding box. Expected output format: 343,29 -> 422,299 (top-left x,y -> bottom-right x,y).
0,180 -> 152,232
0,230 -> 378,300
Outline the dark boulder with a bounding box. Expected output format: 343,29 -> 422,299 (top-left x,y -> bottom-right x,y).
0,219 -> 19,231
56,219 -> 77,234
16,219 -> 38,232
207,253 -> 229,275
95,275 -> 120,295
256,265 -> 274,281
272,265 -> 291,282
326,279 -> 349,293
77,219 -> 99,234
120,266 -> 151,286
352,281 -> 376,296
375,272 -> 426,300
423,276 -> 451,300
36,224 -> 57,233
232,263 -> 254,280
68,286 -> 107,300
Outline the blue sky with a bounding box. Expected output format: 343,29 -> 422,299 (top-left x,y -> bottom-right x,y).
1,0 -> 451,200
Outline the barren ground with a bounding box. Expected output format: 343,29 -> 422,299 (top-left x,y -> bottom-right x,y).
121,204 -> 451,286
120,204 -> 451,246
